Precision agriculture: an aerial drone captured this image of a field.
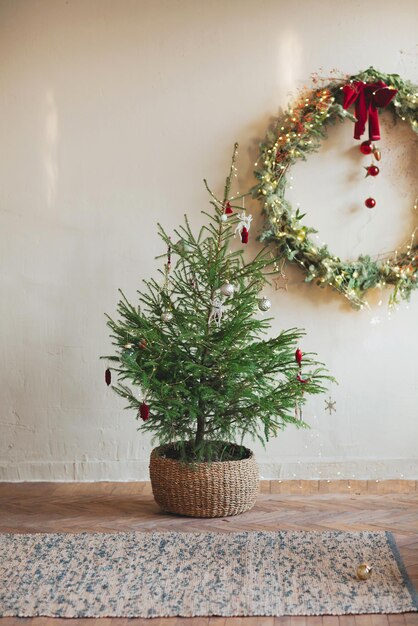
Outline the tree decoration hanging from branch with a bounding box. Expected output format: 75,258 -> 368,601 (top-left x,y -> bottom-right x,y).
255,67 -> 418,308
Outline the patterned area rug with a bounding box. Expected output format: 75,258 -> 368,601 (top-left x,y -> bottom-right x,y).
0,530 -> 417,618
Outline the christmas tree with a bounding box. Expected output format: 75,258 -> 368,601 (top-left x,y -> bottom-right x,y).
104,145 -> 331,463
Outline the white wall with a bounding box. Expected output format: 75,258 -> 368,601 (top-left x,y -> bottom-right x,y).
1,0 -> 417,481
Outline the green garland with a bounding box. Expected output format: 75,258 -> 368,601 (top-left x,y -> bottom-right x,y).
255,67 -> 418,308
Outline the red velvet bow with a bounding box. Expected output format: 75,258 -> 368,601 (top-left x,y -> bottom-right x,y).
342,80 -> 397,141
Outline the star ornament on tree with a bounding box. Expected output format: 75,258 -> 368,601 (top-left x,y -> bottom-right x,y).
273,260 -> 288,291
325,396 -> 336,415
273,274 -> 288,291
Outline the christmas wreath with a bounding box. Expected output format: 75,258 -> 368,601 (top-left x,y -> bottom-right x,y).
255,67 -> 418,308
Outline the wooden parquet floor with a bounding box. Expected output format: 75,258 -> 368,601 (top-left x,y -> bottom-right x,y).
0,482 -> 417,626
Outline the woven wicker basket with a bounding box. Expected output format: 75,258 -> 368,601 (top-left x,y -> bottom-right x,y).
149,443 -> 259,518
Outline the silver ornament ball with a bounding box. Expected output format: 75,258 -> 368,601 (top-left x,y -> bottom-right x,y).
176,239 -> 192,253
161,311 -> 173,322
220,282 -> 235,297
258,297 -> 271,312
220,214 -> 228,222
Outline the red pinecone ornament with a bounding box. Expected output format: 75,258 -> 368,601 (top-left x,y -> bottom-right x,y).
241,227 -> 249,244
139,402 -> 150,421
105,368 -> 111,386
295,348 -> 303,366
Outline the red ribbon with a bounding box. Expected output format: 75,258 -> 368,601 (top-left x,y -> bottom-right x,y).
342,80 -> 397,141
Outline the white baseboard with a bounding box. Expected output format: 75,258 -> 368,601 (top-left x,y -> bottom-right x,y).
1,458 -> 417,481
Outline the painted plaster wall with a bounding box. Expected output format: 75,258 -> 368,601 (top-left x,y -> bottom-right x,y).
1,0 -> 417,481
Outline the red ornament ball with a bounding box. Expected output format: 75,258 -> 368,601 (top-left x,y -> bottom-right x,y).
365,197 -> 376,209
360,141 -> 373,155
366,165 -> 380,177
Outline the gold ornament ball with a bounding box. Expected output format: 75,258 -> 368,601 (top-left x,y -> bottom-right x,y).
356,563 -> 373,580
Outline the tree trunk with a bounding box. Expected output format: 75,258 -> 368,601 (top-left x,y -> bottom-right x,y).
195,414 -> 205,449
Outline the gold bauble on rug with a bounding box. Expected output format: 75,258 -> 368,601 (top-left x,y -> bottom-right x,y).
356,563 -> 373,580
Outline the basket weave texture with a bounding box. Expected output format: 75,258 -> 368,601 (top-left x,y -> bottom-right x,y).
149,444 -> 259,518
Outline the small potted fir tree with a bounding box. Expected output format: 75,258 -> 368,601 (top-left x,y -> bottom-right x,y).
104,145 -> 330,518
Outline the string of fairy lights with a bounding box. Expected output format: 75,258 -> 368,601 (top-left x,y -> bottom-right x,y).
254,67 -> 418,309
